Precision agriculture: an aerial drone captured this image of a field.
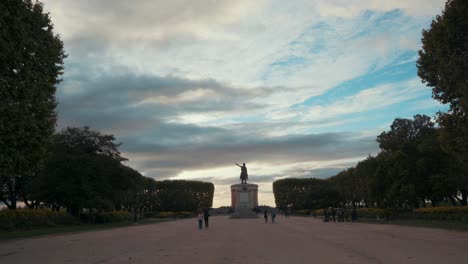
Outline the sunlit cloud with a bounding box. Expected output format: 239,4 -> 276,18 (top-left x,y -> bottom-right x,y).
43,0 -> 446,206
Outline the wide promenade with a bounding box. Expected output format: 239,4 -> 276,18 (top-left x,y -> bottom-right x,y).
1,216 -> 468,263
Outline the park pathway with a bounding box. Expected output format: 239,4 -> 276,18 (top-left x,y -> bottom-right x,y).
1,216 -> 468,263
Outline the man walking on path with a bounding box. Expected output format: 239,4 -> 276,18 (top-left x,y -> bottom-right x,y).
264,210 -> 268,223
271,211 -> 276,223
204,210 -> 211,228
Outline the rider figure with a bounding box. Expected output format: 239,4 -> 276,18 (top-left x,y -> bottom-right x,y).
236,163 -> 248,184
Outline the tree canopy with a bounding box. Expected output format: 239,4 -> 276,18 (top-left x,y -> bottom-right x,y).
417,0 -> 468,114
0,0 -> 66,209
273,115 -> 463,211
417,0 -> 468,204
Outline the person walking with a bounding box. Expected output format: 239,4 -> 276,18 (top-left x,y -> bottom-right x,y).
352,207 -> 357,222
203,209 -> 211,228
264,210 -> 268,223
271,210 -> 276,223
197,210 -> 203,230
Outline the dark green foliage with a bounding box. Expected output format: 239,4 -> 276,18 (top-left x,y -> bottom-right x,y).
273,178 -> 339,210
93,211 -> 131,223
417,0 -> 468,113
273,115 -> 463,211
373,115 -> 453,208
417,0 -> 468,205
0,209 -> 76,231
34,127 -> 129,216
7,125 -> 215,226
143,211 -> 194,219
410,207 -> 468,221
0,0 -> 66,209
154,180 -> 215,212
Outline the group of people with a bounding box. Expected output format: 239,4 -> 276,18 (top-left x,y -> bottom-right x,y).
323,207 -> 357,222
263,210 -> 277,223
197,209 -> 211,230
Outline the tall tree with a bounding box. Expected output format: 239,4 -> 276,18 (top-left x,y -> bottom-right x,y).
417,0 -> 468,114
39,127 -> 127,216
417,0 -> 468,205
376,115 -> 437,208
0,0 -> 66,209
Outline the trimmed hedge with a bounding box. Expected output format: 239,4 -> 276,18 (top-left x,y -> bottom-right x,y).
411,206 -> 468,221
357,208 -> 387,219
79,211 -> 132,223
313,208 -> 394,219
294,209 -> 311,216
143,211 -> 194,219
95,211 -> 131,223
314,209 -> 325,216
0,209 -> 76,231
310,207 -> 468,221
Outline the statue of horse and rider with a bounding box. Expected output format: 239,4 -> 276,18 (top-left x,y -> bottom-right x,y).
235,162 -> 248,184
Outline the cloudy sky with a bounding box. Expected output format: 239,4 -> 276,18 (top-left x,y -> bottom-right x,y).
43,0 -> 447,207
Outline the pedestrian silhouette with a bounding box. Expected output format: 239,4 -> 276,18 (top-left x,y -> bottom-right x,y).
204,209 -> 211,228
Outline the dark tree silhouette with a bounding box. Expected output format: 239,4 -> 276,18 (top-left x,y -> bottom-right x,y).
0,0 -> 66,209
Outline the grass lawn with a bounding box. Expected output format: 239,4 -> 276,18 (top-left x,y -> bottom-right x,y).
359,218 -> 468,231
0,218 -> 173,241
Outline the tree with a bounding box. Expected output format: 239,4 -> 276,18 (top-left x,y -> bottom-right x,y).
273,178 -> 339,210
155,180 -> 214,212
0,0 -> 66,209
376,115 -> 438,208
417,0 -> 468,114
417,0 -> 468,205
37,127 -> 127,216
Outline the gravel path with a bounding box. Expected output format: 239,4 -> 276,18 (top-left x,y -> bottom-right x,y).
1,216 -> 468,263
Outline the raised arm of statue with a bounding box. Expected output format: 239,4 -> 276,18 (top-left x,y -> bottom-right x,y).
235,163 -> 241,167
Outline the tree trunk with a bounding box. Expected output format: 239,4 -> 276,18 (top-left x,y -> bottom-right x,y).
449,196 -> 457,206
68,205 -> 80,217
10,194 -> 17,210
461,189 -> 468,206
6,180 -> 17,209
133,207 -> 138,222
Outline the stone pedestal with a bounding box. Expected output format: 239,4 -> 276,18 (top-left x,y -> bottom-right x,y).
230,183 -> 258,219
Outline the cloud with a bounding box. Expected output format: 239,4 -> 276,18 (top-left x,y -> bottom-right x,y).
40,0 -> 447,206
56,68 -> 272,132
314,0 -> 445,18
43,0 -> 266,41
302,78 -> 428,121
121,131 -> 378,179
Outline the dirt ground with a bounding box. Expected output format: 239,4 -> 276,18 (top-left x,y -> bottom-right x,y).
1,216 -> 468,264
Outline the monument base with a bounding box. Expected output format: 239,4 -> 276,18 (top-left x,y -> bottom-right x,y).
230,183 -> 259,219
230,207 -> 258,219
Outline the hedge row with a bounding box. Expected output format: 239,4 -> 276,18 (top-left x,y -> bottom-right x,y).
410,206 -> 468,221
0,209 -> 76,231
310,208 -> 397,219
80,211 -> 132,223
143,211 -> 194,218
312,207 -> 468,221
293,209 -> 311,216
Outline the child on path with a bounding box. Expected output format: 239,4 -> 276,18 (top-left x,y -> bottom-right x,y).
197,210 -> 203,230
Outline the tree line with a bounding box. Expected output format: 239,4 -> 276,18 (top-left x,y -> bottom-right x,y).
274,114 -> 466,211
1,126 -> 215,216
1,1 -> 214,215
274,0 -> 468,211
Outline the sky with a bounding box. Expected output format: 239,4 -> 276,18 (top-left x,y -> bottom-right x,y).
42,0 -> 447,207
